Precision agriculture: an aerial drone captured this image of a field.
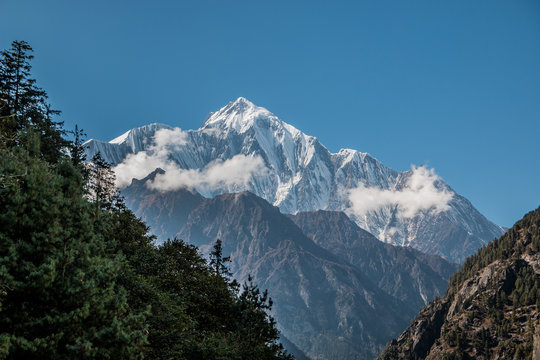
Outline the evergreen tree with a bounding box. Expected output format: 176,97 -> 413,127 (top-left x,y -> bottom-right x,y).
209,239 -> 232,278
0,137 -> 147,359
0,41 -> 42,122
0,98 -> 16,148
233,275 -> 293,360
0,40 -> 66,162
104,210 -> 191,360
69,125 -> 87,174
87,153 -> 116,212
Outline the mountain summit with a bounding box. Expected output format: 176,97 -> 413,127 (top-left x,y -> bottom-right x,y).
202,97 -> 276,131
84,98 -> 504,262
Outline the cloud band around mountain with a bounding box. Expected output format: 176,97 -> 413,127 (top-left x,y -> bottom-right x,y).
113,127 -> 267,192
147,155 -> 267,192
347,165 -> 453,219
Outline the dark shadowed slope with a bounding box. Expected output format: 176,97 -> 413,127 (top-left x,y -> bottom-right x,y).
121,169 -> 205,240
290,210 -> 458,311
119,176 -> 460,359
177,191 -> 412,360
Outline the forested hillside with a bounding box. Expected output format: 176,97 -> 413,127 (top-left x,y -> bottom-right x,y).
0,40 -> 292,359
378,206 -> 540,359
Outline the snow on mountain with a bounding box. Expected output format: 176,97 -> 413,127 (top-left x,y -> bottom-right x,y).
84,97 -> 504,262
84,123 -> 172,165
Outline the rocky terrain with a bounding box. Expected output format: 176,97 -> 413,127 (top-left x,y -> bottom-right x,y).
379,206 -> 540,359
289,210 -> 458,311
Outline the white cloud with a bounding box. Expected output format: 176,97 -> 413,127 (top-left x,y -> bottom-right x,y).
113,127 -> 188,188
153,127 -> 188,151
147,154 -> 267,192
347,165 -> 453,219
113,127 -> 267,193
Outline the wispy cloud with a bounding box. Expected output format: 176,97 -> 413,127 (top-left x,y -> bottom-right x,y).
147,155 -> 267,192
113,127 -> 188,188
347,165 -> 453,219
113,127 -> 267,193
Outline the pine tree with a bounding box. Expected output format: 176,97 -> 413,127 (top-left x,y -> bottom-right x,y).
0,141 -> 147,358
0,40 -> 66,162
209,239 -> 232,278
104,210 -> 192,360
87,152 -> 117,212
70,125 -> 86,166
0,41 -> 41,121
0,98 -> 16,148
233,275 -> 293,359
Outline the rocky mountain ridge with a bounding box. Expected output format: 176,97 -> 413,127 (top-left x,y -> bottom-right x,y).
379,206 -> 540,360
289,210 -> 458,311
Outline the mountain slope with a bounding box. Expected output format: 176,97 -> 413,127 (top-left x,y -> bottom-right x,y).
378,206 -> 540,359
84,97 -> 503,262
289,210 -> 458,310
176,191 -> 413,360
121,169 -> 205,240
119,174 -> 461,359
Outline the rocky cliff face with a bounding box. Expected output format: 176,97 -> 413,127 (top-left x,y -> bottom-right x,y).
84,97 -> 503,262
379,206 -> 540,360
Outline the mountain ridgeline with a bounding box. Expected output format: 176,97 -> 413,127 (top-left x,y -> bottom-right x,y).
85,97 -> 504,263
379,206 -> 540,360
121,172 -> 458,359
289,211 -> 458,311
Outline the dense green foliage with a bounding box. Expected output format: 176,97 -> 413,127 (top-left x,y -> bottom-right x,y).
448,206 -> 540,292
443,208 -> 540,359
0,40 -> 292,359
0,40 -> 67,163
379,206 -> 540,360
0,136 -> 148,359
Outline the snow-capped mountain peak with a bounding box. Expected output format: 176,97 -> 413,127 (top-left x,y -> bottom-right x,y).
107,123 -> 171,145
83,123 -> 172,165
202,97 -> 304,138
84,98 -> 504,262
109,130 -> 131,144
202,97 -> 266,132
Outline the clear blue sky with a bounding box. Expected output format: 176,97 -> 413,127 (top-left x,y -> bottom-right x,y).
1,0 -> 539,227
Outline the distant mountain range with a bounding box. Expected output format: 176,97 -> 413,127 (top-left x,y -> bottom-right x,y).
119,171 -> 457,359
85,97 -> 503,263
